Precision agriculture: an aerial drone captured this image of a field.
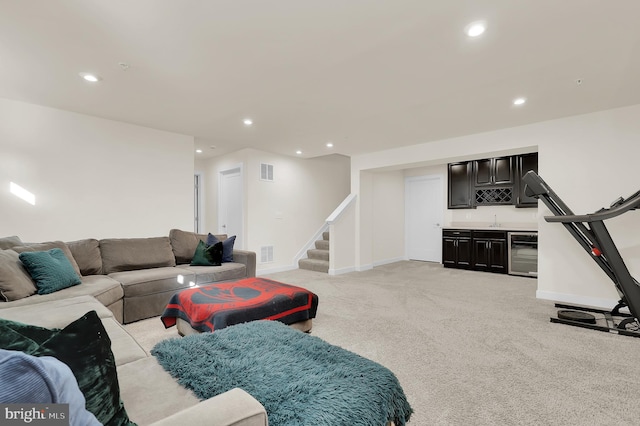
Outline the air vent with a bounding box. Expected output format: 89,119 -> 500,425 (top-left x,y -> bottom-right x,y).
261,246 -> 274,263
260,163 -> 274,181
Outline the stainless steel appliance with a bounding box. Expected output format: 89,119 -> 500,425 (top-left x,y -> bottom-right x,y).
508,232 -> 538,277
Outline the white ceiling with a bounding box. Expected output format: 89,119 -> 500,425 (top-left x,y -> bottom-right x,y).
1,0 -> 640,159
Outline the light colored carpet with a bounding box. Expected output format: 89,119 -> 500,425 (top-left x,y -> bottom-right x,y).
124,261 -> 640,425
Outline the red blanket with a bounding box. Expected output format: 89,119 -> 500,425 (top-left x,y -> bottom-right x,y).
161,277 -> 319,332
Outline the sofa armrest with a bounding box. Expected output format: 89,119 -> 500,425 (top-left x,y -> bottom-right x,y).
148,388 -> 267,426
232,250 -> 256,278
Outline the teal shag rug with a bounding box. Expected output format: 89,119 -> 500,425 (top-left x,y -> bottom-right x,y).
151,320 -> 413,426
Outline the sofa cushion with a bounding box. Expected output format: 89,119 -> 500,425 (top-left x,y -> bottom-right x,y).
117,357 -> 200,425
100,237 -> 176,274
0,235 -> 22,250
19,248 -> 82,295
176,263 -> 247,285
0,311 -> 136,426
207,234 -> 236,262
13,241 -> 82,277
0,249 -> 37,301
0,276 -> 124,310
169,229 -> 227,264
78,275 -> 125,308
67,238 -> 102,276
190,240 -> 222,266
0,295 -> 146,366
109,267 -> 194,298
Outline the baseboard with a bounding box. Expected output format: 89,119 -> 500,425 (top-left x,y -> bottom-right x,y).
328,266 -> 356,276
356,264 -> 373,272
373,257 -> 405,268
256,264 -> 298,276
536,290 -> 619,311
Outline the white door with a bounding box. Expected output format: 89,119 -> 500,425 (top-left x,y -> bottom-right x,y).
218,166 -> 244,249
405,175 -> 443,262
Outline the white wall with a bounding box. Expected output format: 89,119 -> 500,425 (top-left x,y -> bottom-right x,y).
371,171 -> 405,266
350,103 -> 640,308
329,198 -> 356,275
0,98 -> 195,241
200,149 -> 350,272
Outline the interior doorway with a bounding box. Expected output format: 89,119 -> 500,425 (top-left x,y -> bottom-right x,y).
405,175 -> 443,262
218,166 -> 244,249
194,174 -> 202,233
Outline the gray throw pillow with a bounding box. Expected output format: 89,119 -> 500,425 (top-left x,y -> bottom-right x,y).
0,249 -> 37,301
0,236 -> 23,250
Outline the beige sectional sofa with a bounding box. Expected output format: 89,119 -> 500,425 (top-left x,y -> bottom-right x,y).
0,230 -> 266,425
0,229 -> 256,324
0,296 -> 268,425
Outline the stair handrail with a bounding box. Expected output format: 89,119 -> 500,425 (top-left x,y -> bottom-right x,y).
326,193 -> 357,224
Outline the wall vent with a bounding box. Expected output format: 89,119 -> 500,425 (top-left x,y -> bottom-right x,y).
261,245 -> 274,263
260,163 -> 274,181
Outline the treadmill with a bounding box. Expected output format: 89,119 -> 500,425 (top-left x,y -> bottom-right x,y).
522,171 -> 640,336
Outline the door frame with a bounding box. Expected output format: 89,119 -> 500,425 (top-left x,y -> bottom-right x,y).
194,173 -> 203,233
404,174 -> 444,262
218,164 -> 244,249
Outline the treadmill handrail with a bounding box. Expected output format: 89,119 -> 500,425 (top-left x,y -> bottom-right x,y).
545,193 -> 640,223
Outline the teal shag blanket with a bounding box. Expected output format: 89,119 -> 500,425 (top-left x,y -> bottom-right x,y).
151,320 -> 413,426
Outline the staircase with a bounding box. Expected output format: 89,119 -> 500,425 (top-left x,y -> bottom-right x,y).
298,231 -> 329,273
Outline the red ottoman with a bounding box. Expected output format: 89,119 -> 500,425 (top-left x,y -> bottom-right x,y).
160,277 -> 319,335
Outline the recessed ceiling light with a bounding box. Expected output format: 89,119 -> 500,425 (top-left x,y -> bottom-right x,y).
79,72 -> 102,82
195,149 -> 203,153
296,150 -> 302,155
513,97 -> 526,106
465,21 -> 486,37
243,118 -> 253,126
326,142 -> 334,148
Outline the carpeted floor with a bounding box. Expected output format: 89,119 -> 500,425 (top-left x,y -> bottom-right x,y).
124,261 -> 640,425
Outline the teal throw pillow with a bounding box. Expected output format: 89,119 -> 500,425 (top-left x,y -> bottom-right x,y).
206,234 -> 236,262
18,248 -> 82,294
0,312 -> 137,426
190,240 -> 223,266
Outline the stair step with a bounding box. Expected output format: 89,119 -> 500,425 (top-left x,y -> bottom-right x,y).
307,248 -> 329,261
315,239 -> 329,250
298,258 -> 329,273
322,231 -> 330,241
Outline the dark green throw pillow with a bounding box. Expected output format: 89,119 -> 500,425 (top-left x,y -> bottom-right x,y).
190,240 -> 223,266
18,248 -> 82,294
0,312 -> 137,426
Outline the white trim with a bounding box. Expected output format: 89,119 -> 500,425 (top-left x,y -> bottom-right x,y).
194,173 -> 203,233
218,163 -> 244,248
356,263 -> 374,272
326,193 -> 357,224
372,257 -> 406,268
256,264 -> 298,276
329,266 -> 356,275
536,290 -> 619,311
